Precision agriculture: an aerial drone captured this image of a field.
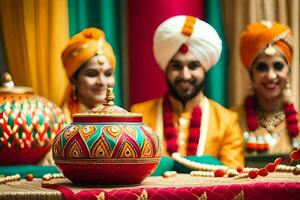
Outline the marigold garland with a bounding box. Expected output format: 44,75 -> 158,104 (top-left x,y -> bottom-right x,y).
163,93 -> 202,155
244,95 -> 300,152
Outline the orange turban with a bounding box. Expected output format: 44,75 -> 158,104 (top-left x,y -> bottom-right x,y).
62,27 -> 116,80
240,21 -> 293,69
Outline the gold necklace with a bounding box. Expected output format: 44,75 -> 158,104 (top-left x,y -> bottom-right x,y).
257,109 -> 285,132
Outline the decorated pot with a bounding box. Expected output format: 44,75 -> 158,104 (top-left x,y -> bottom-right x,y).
0,73 -> 66,165
52,88 -> 161,185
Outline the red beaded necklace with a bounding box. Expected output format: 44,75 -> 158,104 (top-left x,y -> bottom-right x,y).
162,93 -> 202,156
245,95 -> 299,152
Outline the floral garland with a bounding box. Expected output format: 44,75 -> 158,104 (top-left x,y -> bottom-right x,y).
163,93 -> 202,155
245,95 -> 299,152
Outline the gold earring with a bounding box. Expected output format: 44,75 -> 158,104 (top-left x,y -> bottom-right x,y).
283,81 -> 293,103
72,84 -> 77,101
248,81 -> 254,95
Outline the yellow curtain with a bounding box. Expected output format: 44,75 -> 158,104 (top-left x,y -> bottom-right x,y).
0,0 -> 69,105
222,0 -> 300,112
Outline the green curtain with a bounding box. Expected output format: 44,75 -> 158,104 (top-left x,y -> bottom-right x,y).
203,0 -> 228,106
68,0 -> 123,106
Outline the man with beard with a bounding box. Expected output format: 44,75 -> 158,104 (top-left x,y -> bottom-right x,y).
131,15 -> 244,168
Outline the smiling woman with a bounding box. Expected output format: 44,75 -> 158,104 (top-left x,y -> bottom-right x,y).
71,55 -> 115,108
250,53 -> 289,102
61,27 -> 116,122
231,21 -> 300,156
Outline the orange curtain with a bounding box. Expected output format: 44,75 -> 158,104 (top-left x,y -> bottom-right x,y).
0,0 -> 69,105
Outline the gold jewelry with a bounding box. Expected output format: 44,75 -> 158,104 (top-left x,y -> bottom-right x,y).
261,20 -> 273,28
72,84 -> 77,101
96,38 -> 104,55
95,39 -> 105,65
283,81 -> 293,99
257,110 -> 285,132
264,44 -> 277,56
97,56 -> 105,65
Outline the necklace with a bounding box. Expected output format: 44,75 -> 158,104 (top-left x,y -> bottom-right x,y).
244,95 -> 299,152
257,109 -> 285,132
163,93 -> 201,155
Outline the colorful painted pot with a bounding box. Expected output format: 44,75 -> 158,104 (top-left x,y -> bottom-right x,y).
0,73 -> 66,165
52,88 -> 161,185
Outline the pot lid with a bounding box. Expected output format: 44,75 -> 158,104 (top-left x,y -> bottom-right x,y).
0,72 -> 33,94
73,88 -> 142,123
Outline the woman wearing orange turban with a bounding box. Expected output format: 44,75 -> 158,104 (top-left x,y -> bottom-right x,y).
61,27 -> 116,122
232,21 -> 300,156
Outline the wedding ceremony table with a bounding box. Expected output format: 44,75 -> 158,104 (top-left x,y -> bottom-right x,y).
0,172 -> 299,200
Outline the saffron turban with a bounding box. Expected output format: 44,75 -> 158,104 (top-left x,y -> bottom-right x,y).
240,21 -> 293,69
153,15 -> 222,72
62,27 -> 116,80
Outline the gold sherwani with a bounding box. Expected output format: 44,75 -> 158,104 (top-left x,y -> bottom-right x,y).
232,104 -> 299,155
131,93 -> 244,168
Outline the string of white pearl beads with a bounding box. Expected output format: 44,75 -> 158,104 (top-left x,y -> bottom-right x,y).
190,171 -> 214,177
42,173 -> 65,181
240,167 -> 259,173
172,152 -> 228,172
0,174 -> 21,184
163,171 -> 177,178
276,165 -> 295,172
233,173 -> 248,180
226,169 -> 240,177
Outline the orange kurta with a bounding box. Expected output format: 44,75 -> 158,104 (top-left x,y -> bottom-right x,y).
131,94 -> 244,168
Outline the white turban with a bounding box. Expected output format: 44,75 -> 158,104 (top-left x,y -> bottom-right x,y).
153,15 -> 222,72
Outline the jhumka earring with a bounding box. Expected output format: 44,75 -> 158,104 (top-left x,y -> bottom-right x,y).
72,84 -> 77,101
283,80 -> 293,103
248,80 -> 255,95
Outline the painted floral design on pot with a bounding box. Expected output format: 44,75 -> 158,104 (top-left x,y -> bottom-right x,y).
0,73 -> 66,165
52,88 -> 161,185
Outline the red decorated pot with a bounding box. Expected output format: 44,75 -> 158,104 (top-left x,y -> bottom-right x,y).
0,73 -> 66,165
52,88 -> 161,185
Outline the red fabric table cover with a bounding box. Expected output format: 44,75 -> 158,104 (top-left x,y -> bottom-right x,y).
42,173 -> 300,200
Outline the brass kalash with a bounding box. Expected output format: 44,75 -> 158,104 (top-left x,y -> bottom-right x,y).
52,88 -> 161,185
